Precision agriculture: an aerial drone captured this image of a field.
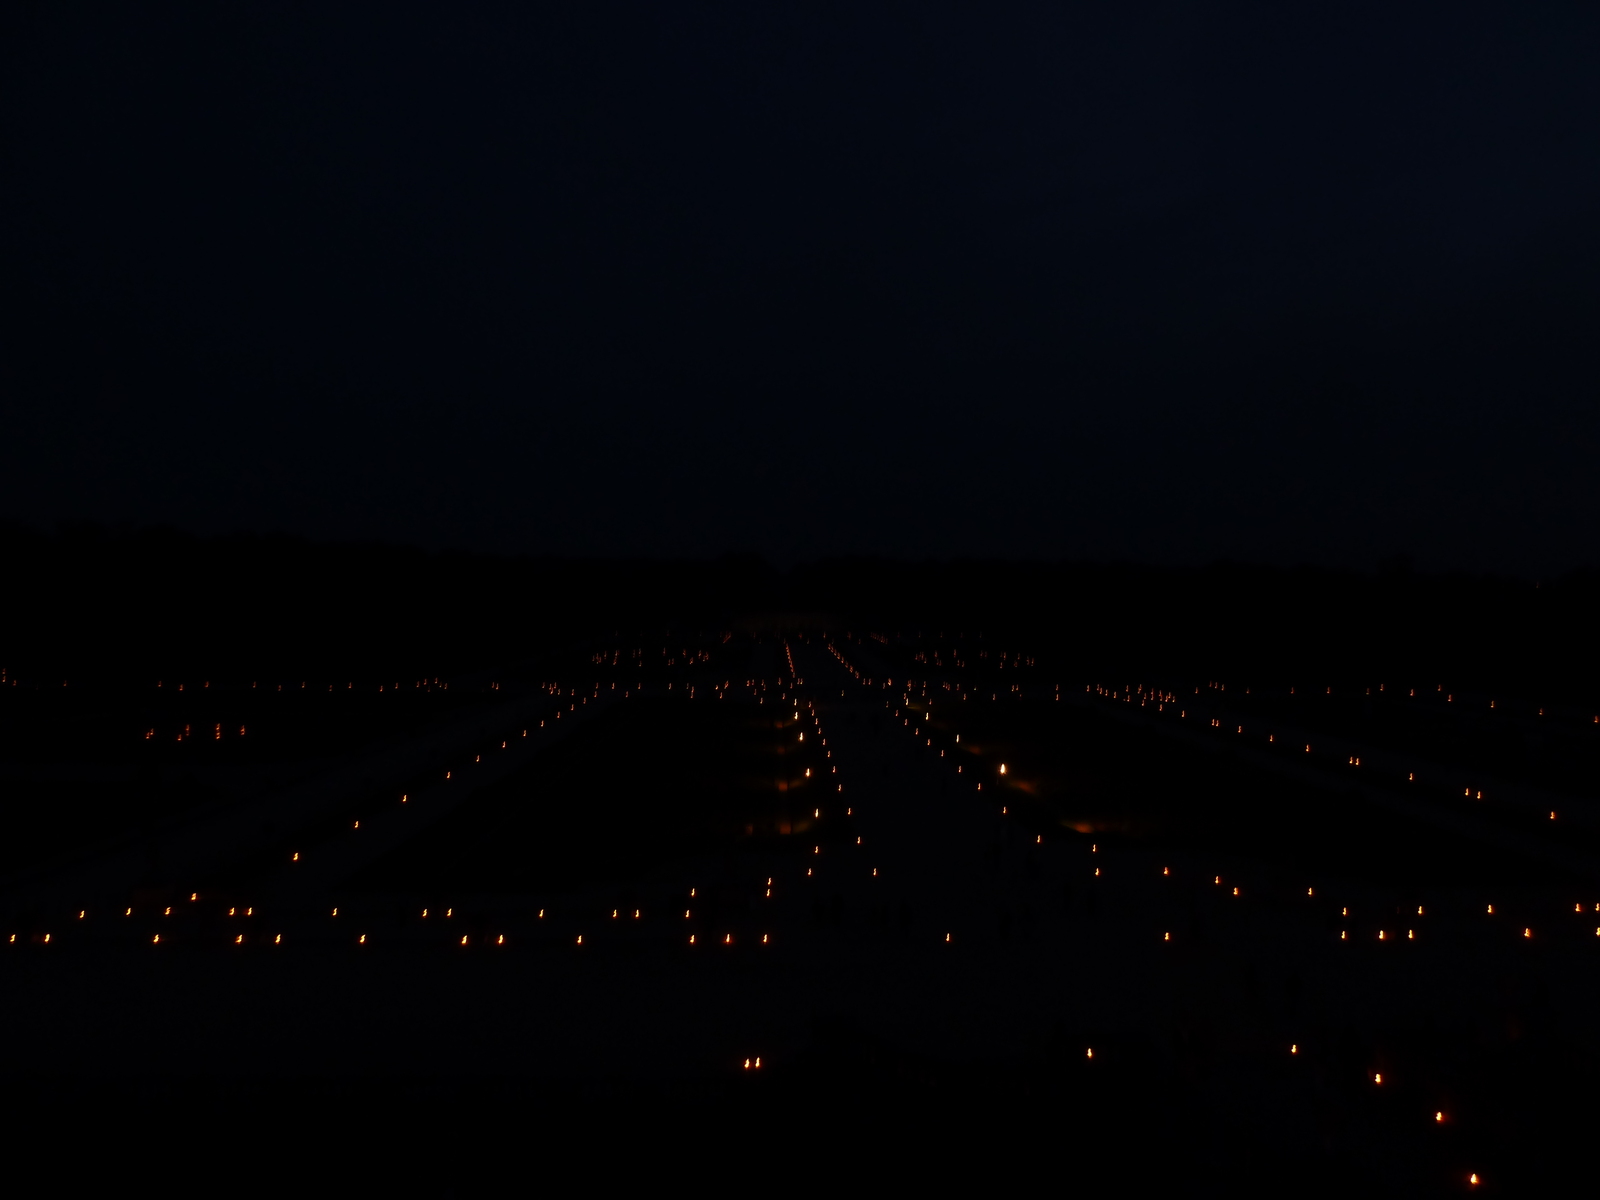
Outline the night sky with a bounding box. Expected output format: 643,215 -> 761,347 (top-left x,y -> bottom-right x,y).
4,3 -> 1598,573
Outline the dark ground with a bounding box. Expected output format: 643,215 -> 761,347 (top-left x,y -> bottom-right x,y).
4,547 -> 1600,1192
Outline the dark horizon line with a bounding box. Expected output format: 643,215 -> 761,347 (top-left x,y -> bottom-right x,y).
8,515 -> 1596,588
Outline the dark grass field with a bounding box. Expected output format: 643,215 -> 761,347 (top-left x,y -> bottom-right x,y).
921,698 -> 1569,892
348,696 -> 836,897
6,1020 -> 1585,1197
7,624 -> 1600,1195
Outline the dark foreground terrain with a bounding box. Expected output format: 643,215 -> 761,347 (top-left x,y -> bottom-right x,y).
5,542 -> 1600,1192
